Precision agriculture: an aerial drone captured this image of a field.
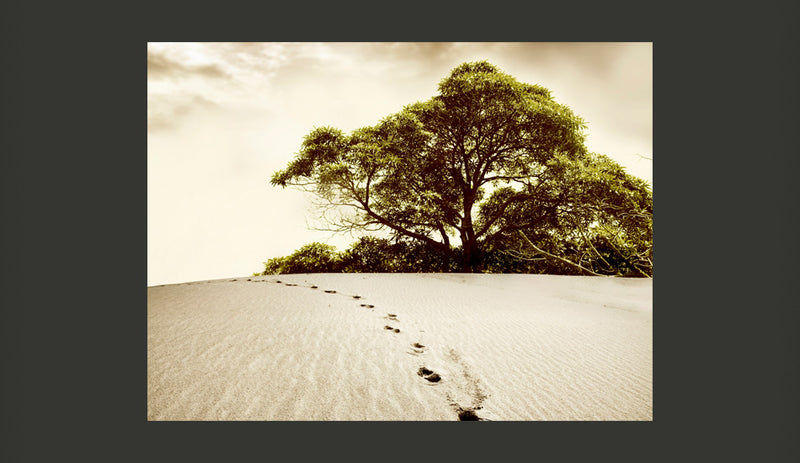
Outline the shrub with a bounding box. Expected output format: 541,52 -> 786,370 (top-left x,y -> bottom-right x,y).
261,242 -> 342,274
340,236 -> 400,272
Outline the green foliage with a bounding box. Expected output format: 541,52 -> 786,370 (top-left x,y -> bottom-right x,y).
260,242 -> 342,275
260,256 -> 288,275
270,60 -> 652,276
339,236 -> 401,273
262,237 -> 457,275
389,238 -> 455,273
477,151 -> 652,276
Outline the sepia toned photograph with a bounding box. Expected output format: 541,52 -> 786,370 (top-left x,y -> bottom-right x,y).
147,42 -> 652,421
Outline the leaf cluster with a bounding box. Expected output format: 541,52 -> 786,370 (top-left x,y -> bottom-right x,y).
258,237 -> 455,275
261,242 -> 343,274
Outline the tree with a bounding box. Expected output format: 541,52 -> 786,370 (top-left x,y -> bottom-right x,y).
271,61 -> 648,273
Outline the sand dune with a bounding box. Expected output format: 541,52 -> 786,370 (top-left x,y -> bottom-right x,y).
147,273 -> 652,421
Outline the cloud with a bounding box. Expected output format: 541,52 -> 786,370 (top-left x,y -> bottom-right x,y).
147,48 -> 230,81
147,45 -> 237,131
147,94 -> 216,131
356,42 -> 457,64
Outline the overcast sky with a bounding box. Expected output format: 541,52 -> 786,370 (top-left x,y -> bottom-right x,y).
147,42 -> 652,286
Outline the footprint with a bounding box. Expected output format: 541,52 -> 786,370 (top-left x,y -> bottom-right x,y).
455,406 -> 483,421
409,342 -> 426,355
417,367 -> 441,383
383,325 -> 400,333
442,350 -> 488,421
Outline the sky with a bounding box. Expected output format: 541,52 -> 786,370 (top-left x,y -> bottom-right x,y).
147,42 -> 652,286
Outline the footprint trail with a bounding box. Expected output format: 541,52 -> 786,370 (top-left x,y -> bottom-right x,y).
245,276 -> 489,420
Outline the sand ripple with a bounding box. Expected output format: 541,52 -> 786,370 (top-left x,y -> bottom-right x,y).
148,274 -> 651,420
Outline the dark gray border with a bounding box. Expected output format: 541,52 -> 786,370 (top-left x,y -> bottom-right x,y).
2,0 -> 799,461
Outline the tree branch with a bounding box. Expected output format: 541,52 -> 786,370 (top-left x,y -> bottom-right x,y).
578,225 -> 614,272
517,231 -> 607,277
355,197 -> 448,251
475,192 -> 527,239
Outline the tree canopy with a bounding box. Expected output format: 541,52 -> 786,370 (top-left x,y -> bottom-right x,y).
270,61 -> 651,275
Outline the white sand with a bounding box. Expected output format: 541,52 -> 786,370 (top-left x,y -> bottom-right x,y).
148,273 -> 652,421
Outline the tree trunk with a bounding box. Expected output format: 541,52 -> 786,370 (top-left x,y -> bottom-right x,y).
460,192 -> 480,272
459,238 -> 483,273
461,240 -> 473,272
